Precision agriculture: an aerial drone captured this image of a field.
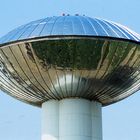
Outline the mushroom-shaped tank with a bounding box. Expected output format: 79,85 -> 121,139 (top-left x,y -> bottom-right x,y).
0,15 -> 140,107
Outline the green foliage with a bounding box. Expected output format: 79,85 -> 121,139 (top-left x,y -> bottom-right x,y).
31,38 -> 137,71
32,39 -> 103,69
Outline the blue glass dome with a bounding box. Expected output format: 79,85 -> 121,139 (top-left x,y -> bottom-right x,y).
0,15 -> 140,45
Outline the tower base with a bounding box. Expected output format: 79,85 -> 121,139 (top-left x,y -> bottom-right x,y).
42,99 -> 102,140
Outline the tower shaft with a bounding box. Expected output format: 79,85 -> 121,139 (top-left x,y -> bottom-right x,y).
42,99 -> 102,140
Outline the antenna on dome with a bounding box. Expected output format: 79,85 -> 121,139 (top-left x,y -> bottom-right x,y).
75,14 -> 79,16
62,13 -> 65,16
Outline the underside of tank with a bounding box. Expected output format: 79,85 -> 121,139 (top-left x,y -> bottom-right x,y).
0,36 -> 140,106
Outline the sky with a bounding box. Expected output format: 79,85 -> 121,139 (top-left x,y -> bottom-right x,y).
0,0 -> 140,140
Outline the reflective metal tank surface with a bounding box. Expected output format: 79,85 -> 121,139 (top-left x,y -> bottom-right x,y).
1,15 -> 140,45
0,16 -> 140,107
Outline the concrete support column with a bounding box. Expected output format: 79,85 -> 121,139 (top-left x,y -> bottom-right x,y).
42,99 -> 102,140
91,101 -> 102,140
42,100 -> 59,140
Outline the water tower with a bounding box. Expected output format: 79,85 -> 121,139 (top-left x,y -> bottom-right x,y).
0,15 -> 140,140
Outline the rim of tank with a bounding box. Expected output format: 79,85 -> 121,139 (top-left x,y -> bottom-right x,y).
0,35 -> 140,48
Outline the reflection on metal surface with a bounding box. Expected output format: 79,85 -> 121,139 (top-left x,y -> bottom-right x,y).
0,37 -> 140,106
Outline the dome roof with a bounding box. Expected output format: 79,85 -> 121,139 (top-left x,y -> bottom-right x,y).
0,15 -> 140,45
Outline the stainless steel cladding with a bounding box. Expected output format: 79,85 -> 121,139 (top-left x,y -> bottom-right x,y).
0,16 -> 140,107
